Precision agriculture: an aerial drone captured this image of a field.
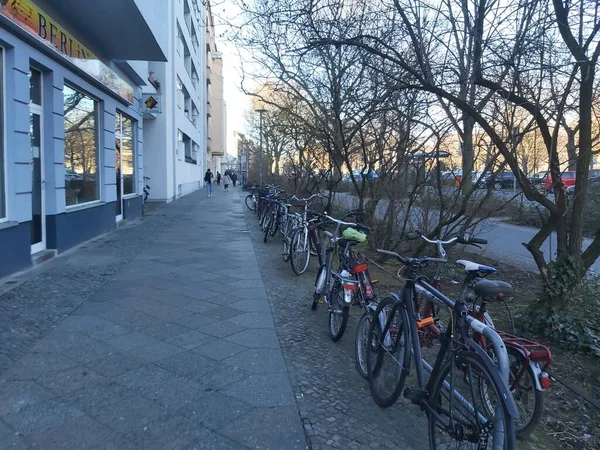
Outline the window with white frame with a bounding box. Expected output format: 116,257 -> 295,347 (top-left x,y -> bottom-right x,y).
177,78 -> 184,109
64,84 -> 99,206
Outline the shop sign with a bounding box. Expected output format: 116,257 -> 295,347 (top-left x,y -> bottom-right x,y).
142,93 -> 162,115
0,0 -> 134,103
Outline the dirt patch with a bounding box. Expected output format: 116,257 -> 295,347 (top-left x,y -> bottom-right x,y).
362,248 -> 599,450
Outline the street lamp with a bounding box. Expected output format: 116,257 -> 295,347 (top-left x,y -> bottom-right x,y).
255,108 -> 267,185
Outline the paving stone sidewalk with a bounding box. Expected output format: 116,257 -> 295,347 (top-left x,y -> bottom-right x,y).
0,187 -> 307,449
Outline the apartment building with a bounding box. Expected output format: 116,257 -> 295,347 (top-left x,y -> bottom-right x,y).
0,0 -> 166,278
206,3 -> 226,175
143,0 -> 210,201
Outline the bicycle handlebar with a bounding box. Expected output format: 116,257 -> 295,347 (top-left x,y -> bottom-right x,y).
376,248 -> 447,265
406,230 -> 488,247
290,192 -> 327,203
323,213 -> 370,232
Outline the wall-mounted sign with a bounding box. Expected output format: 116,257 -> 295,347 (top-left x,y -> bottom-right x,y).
142,94 -> 162,114
0,0 -> 134,104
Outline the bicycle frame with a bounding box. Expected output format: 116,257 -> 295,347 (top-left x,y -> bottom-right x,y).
377,273 -> 518,448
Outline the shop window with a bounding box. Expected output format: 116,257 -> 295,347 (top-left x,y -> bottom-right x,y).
64,85 -> 99,206
0,48 -> 4,219
116,112 -> 135,195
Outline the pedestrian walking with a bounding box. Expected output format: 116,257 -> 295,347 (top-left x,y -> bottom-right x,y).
231,172 -> 238,187
204,169 -> 214,197
223,173 -> 232,191
216,171 -> 221,185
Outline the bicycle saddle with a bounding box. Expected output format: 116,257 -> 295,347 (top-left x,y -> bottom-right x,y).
456,259 -> 496,274
473,279 -> 513,300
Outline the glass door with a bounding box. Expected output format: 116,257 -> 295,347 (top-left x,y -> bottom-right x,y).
30,69 -> 45,254
115,135 -> 123,221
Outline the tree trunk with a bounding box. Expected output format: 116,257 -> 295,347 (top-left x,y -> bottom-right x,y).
462,117 -> 475,192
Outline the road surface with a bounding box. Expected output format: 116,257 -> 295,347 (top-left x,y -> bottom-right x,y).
332,192 -> 599,274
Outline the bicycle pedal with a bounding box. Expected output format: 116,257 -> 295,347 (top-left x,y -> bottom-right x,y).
404,388 -> 428,404
318,299 -> 326,305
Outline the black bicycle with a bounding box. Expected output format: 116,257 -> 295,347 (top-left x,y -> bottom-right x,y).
367,247 -> 518,449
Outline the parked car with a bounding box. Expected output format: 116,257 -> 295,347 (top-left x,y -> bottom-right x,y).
528,172 -> 547,185
342,170 -> 378,182
486,171 -> 517,190
543,170 -> 576,192
565,170 -> 600,196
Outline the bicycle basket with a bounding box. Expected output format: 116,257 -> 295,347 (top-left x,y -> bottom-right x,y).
342,227 -> 367,243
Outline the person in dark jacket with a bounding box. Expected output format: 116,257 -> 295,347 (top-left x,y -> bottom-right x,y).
216,171 -> 221,185
204,169 -> 214,197
231,172 -> 238,187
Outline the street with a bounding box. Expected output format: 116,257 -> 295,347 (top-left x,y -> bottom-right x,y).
332,192 -> 600,274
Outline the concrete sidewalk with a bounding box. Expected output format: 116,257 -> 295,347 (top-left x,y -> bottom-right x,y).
0,187 -> 307,449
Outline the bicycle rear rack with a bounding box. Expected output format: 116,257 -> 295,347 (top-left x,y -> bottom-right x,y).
496,331 -> 553,371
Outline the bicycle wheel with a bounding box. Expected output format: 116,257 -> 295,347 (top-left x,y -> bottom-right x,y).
366,297 -> 411,407
245,194 -> 255,211
367,297 -> 411,407
355,310 -> 372,379
282,219 -> 295,262
428,351 -> 516,450
269,211 -> 279,236
263,212 -> 275,243
328,281 -> 349,342
505,348 -> 544,438
262,212 -> 272,234
290,228 -> 310,275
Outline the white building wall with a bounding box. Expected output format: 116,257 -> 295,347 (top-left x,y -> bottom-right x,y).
142,0 -> 208,202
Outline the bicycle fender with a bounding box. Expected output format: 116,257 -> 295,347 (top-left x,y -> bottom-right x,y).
463,342 -> 520,420
528,360 -> 545,391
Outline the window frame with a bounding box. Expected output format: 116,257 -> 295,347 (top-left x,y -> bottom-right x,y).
63,83 -> 101,209
115,111 -> 137,198
0,46 -> 6,222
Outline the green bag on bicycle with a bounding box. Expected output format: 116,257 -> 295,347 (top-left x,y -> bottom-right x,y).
342,227 -> 368,244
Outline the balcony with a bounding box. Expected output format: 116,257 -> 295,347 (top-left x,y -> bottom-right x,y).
206,55 -> 212,80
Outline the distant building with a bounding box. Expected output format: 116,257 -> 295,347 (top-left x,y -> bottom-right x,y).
206,3 -> 227,176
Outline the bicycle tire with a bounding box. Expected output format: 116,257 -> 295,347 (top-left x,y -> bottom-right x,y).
328,281 -> 349,342
269,212 -> 279,236
290,228 -> 310,275
428,351 -> 516,450
355,311 -> 372,379
263,213 -> 275,243
366,297 -> 411,408
245,194 -> 255,211
507,348 -> 544,439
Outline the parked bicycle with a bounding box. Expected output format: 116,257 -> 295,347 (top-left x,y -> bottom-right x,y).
311,212 -> 371,342
367,245 -> 518,449
408,231 -> 552,438
281,193 -> 327,270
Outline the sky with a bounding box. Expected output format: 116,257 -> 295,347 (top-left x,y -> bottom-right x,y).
212,0 -> 251,156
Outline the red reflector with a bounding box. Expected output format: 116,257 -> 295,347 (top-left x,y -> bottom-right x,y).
343,284 -> 358,291
539,373 -> 551,389
353,264 -> 368,273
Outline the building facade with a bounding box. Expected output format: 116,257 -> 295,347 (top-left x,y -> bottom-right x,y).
0,0 -> 166,278
206,3 -> 226,176
143,0 -> 225,202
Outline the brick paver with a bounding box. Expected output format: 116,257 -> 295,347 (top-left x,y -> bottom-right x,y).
0,188 -> 306,449
244,204 -> 429,450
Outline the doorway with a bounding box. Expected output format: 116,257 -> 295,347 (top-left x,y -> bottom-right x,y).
115,112 -> 134,222
29,69 -> 45,254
